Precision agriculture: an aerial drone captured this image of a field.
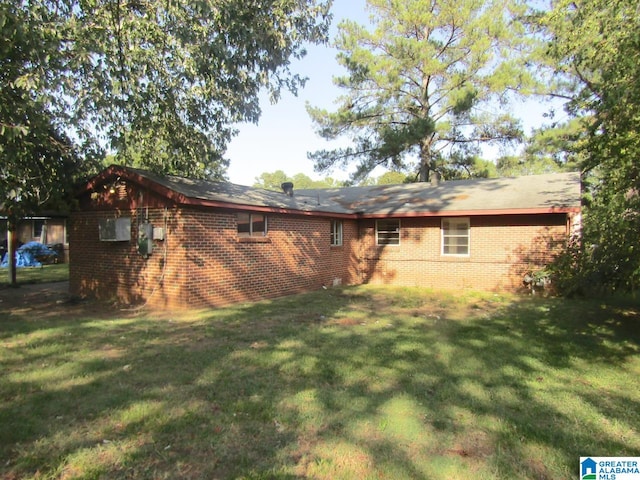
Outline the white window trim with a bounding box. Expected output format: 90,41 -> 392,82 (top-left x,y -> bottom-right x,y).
237,213 -> 268,237
441,217 -> 470,257
376,219 -> 401,246
330,219 -> 343,246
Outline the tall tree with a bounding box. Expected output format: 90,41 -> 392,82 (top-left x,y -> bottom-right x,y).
1,0 -> 331,180
1,0 -> 91,215
543,0 -> 640,293
307,0 -> 540,183
1,1 -> 96,284
1,0 -> 330,284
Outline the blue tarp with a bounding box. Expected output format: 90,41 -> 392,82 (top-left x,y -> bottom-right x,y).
0,242 -> 58,268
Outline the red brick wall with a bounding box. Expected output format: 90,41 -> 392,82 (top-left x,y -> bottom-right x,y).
171,211 -> 359,308
69,206 -> 185,306
70,181 -> 185,307
359,214 -> 567,291
70,178 -> 571,307
325,220 -> 360,287
70,186 -> 359,308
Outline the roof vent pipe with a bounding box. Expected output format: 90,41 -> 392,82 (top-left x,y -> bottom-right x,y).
430,171 -> 441,186
281,182 -> 294,196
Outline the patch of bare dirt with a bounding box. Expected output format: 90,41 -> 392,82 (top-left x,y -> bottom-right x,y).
0,281 -> 70,309
0,281 -> 119,319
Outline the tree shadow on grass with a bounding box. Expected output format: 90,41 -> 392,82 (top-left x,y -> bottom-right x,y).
254,292 -> 640,478
437,297 -> 640,477
1,289 -> 639,479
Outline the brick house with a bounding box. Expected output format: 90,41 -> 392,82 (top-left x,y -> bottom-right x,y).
70,165 -> 581,309
1,215 -> 69,263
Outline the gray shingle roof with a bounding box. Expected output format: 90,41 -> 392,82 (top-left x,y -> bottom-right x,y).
123,167 -> 352,213
297,172 -> 581,216
112,167 -> 581,217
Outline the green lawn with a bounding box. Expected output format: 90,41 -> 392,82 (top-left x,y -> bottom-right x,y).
1,286 -> 639,479
0,263 -> 69,286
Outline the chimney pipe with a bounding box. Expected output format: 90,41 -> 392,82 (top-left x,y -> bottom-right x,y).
281,182 -> 294,196
430,171 -> 441,186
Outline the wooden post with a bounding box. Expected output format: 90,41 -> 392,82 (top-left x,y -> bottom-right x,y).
7,220 -> 17,286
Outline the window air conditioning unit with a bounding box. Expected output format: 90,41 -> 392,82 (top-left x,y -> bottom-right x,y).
99,217 -> 131,242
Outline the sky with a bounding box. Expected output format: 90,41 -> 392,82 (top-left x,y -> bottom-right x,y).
225,0 -> 369,186
225,0 -> 561,187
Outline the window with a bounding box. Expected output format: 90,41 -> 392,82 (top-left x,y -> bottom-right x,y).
376,219 -> 400,246
32,219 -> 45,239
442,217 -> 470,256
237,213 -> 267,237
330,220 -> 343,246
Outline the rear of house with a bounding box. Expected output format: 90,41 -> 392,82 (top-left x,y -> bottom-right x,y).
70,166 -> 580,308
70,167 -> 359,309
357,214 -> 570,291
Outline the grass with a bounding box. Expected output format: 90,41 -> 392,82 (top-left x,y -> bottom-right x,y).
1,286 -> 639,479
0,263 -> 69,286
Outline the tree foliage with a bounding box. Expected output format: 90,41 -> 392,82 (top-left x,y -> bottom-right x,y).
1,0 -> 331,182
494,119 -> 582,177
307,0 -> 540,184
1,1 -> 95,220
253,170 -> 344,191
543,0 -> 640,294
374,171 -> 412,185
523,121 -> 582,169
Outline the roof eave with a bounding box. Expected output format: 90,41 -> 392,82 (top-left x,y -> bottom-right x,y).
78,165 -> 191,205
357,206 -> 581,219
79,166 -> 581,218
179,196 -> 354,218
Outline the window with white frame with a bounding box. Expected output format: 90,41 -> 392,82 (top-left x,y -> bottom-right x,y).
330,219 -> 343,246
442,217 -> 470,255
32,219 -> 45,239
376,219 -> 400,246
237,213 -> 267,237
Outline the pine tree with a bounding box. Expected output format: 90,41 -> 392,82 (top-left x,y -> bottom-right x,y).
307,0 -> 541,183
